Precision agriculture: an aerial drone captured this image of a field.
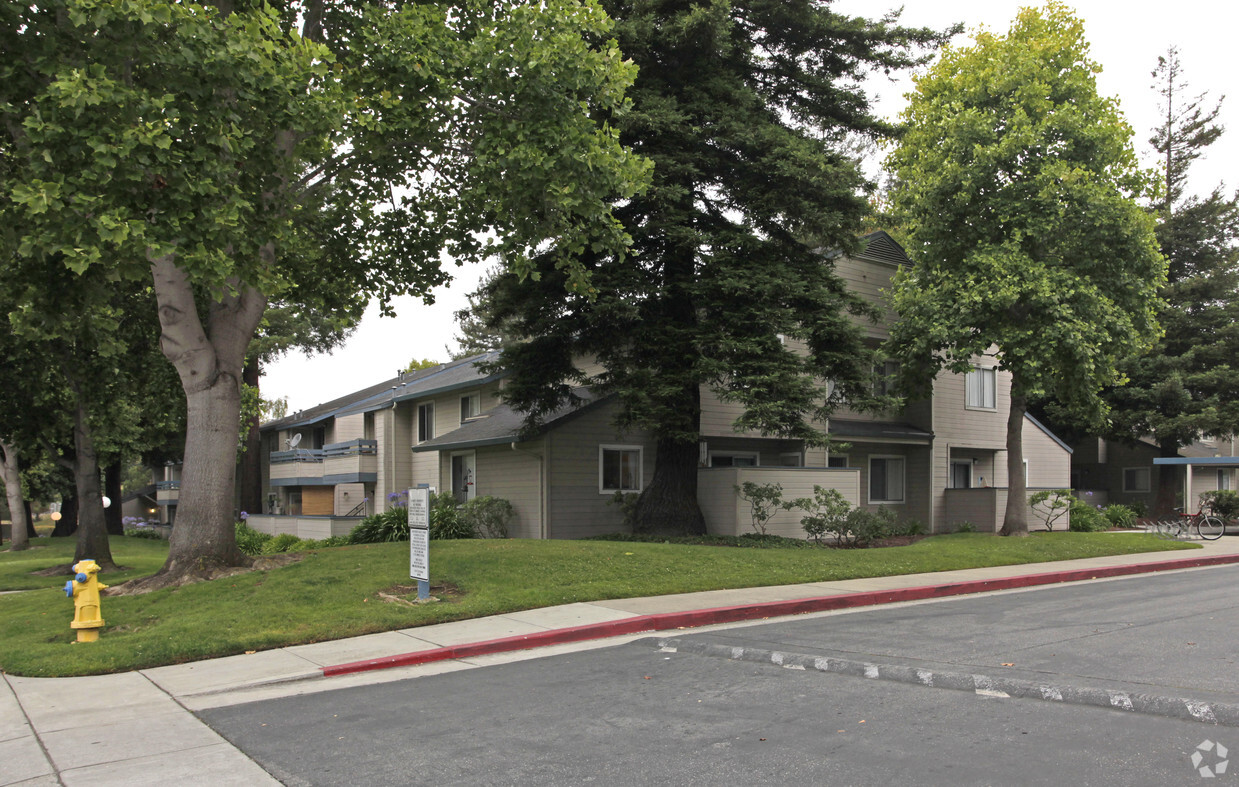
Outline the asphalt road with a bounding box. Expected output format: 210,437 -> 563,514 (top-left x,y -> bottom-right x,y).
199,565 -> 1239,786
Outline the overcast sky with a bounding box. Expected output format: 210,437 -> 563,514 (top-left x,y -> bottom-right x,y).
263,0 -> 1238,413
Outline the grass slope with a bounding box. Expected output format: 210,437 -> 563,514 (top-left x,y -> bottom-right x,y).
0,532 -> 1196,677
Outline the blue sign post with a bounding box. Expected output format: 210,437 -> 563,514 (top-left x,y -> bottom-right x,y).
408,488 -> 431,601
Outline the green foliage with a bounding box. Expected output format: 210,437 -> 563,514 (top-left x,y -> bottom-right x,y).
122,528 -> 165,541
839,507 -> 898,548
1103,504 -> 1139,529
430,494 -> 474,540
1068,499 -> 1110,532
899,520 -> 929,537
792,486 -> 853,544
459,496 -> 515,539
885,4 -> 1166,537
735,482 -> 786,539
607,491 -> 640,532
348,507 -> 411,545
1029,489 -> 1073,532
235,522 -> 274,556
953,521 -> 977,534
1201,490 -> 1239,519
261,533 -> 304,555
403,359 -> 440,373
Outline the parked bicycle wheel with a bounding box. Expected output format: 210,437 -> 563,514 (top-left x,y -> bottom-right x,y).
1196,515 -> 1226,540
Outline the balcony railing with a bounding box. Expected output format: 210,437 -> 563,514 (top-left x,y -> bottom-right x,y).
271,448 -> 324,464
323,439 -> 378,458
155,480 -> 181,490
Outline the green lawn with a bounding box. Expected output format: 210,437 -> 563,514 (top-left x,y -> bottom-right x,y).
0,532 -> 1197,677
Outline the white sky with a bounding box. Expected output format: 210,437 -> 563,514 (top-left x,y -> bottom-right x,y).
263,0 -> 1238,413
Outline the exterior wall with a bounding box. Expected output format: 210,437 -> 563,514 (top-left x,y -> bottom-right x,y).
699,385 -> 767,438
333,483 -> 366,516
698,467 -> 861,538
245,514 -> 363,540
474,442 -> 545,539
334,413 -> 365,443
545,402 -> 657,539
833,255 -> 897,340
302,486 -> 334,516
374,407 -> 395,510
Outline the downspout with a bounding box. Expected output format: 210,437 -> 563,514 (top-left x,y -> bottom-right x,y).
511,442 -> 546,539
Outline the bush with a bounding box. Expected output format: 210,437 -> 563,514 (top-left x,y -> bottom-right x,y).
348,506 -> 411,544
898,519 -> 928,537
1068,499 -> 1109,532
430,493 -> 474,540
123,528 -> 165,540
1125,500 -> 1147,518
1102,504 -> 1138,529
840,506 -> 897,547
261,533 -> 304,554
791,486 -> 851,544
460,496 -> 515,539
1201,490 -> 1239,519
1028,489 -> 1071,531
607,491 -> 640,531
735,481 -> 785,539
235,522 -> 274,555
953,521 -> 977,533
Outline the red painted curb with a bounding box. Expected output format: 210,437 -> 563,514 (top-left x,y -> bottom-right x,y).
322,551 -> 1239,678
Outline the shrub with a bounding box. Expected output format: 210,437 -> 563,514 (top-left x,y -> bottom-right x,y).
1028,489 -> 1072,531
1068,499 -> 1109,532
235,522 -> 274,555
1201,490 -> 1239,519
430,493 -> 474,540
460,496 -> 515,539
735,481 -> 785,539
261,533 -> 304,554
898,519 -> 928,537
1102,504 -> 1138,529
791,486 -> 851,544
123,528 -> 165,540
348,506 -> 411,544
953,521 -> 977,533
608,491 -> 640,531
1125,500 -> 1147,518
840,506 -> 897,547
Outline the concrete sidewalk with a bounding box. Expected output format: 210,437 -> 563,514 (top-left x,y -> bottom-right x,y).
5,536 -> 1239,786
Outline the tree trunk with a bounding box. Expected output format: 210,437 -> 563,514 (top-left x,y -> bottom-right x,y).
133,254 -> 266,588
238,356 -> 263,516
999,391 -> 1029,537
0,439 -> 30,551
1153,441 -> 1180,518
105,461 -> 124,535
633,437 -> 707,536
24,501 -> 36,539
54,494 -> 78,537
70,395 -> 117,570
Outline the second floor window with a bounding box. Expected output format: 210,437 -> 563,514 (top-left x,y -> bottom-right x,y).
460,392 -> 481,422
873,361 -> 900,397
966,366 -> 996,409
417,402 -> 435,443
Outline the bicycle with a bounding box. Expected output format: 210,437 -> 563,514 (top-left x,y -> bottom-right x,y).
1154,504 -> 1226,541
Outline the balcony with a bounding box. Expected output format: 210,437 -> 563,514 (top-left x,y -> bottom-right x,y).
155,480 -> 180,504
270,448 -> 324,486
269,440 -> 378,487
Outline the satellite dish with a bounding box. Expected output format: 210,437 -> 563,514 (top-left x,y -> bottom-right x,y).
287,433 -> 303,449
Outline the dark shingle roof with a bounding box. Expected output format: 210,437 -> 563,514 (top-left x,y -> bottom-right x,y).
855,230 -> 910,266
412,389 -> 606,452
828,419 -> 933,443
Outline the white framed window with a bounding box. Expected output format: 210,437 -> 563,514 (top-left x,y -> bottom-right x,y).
1218,470 -> 1231,491
709,452 -> 759,467
827,455 -> 849,469
779,452 -> 803,467
417,402 -> 435,443
966,366 -> 996,410
950,461 -> 972,489
869,456 -> 905,503
460,392 -> 481,422
599,445 -> 643,493
873,361 -> 900,397
1123,467 -> 1151,493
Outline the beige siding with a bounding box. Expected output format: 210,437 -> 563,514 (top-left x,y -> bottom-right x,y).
699,467 -> 861,538
699,385 -> 767,438
833,256 -> 897,339
546,402 -> 657,539
333,413 -> 365,443
844,443 -> 933,527
475,442 -> 545,539
332,483 -> 365,516
932,364 -> 1009,451
410,451 -> 438,490
1024,421 -> 1070,488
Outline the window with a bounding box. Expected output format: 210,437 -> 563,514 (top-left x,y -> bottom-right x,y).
460,392 -> 481,422
417,402 -> 435,443
709,452 -> 759,467
1123,467 -> 1150,493
828,455 -> 849,469
451,452 -> 476,503
966,367 -> 996,409
779,452 -> 803,467
1219,470 -> 1232,492
600,446 -> 642,493
873,361 -> 900,397
869,456 -> 905,503
950,461 -> 972,489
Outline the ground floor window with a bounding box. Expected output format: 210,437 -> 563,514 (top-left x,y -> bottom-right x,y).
709,452 -> 759,468
1219,469 -> 1232,491
1123,467 -> 1151,493
600,445 -> 642,493
828,455 -> 849,469
869,456 -> 905,503
779,452 -> 803,467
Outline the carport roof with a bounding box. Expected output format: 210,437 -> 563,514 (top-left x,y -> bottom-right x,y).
828,419 -> 933,444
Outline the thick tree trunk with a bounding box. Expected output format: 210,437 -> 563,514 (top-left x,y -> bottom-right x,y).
0,439 -> 30,551
633,437 -> 707,536
70,396 -> 117,570
54,494 -> 78,537
105,461 -> 124,535
24,501 -> 36,539
134,254 -> 266,588
238,357 -> 263,516
1153,441 -> 1180,518
999,391 -> 1029,537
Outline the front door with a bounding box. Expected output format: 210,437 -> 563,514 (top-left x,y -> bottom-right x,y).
451,452 -> 476,504
951,461 -> 972,489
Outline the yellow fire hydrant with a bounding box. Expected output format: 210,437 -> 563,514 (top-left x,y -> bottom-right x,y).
64,559 -> 107,643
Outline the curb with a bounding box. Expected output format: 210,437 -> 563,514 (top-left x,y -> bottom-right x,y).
322,551 -> 1239,678
643,636 -> 1239,727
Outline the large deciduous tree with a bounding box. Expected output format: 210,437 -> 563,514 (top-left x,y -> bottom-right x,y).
885,3 -> 1166,536
4,0 -> 648,587
477,0 -> 952,535
1102,48 -> 1239,515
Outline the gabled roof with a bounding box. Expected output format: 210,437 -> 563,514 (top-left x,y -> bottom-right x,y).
412,388 -> 607,452
261,352 -> 503,432
855,230 -> 910,267
1024,413 -> 1073,454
